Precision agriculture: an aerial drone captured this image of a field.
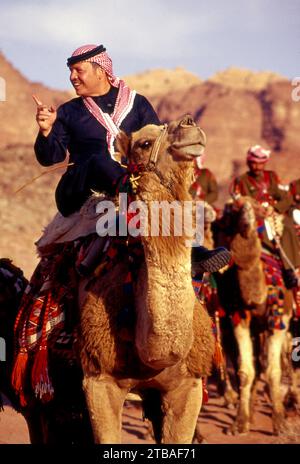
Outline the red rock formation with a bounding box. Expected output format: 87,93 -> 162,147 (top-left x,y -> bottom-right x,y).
0,52 -> 70,148
154,71 -> 300,187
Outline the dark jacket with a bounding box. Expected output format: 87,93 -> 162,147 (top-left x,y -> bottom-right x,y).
232,170 -> 292,213
34,86 -> 160,216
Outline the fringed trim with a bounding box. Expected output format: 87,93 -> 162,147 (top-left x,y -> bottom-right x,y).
30,291 -> 54,402
212,309 -> 224,368
213,341 -> 224,368
11,349 -> 29,407
31,346 -> 54,403
202,378 -> 209,404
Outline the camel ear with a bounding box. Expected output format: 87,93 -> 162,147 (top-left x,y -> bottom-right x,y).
115,131 -> 131,159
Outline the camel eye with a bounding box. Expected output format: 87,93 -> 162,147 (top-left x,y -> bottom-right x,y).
139,140 -> 152,150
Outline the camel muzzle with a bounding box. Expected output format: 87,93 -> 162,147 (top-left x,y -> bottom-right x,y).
169,115 -> 206,158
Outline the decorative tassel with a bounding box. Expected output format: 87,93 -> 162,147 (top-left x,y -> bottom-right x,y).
202,378 -> 209,404
213,341 -> 224,368
31,346 -> 54,403
11,349 -> 29,407
213,309 -> 224,368
31,291 -> 54,403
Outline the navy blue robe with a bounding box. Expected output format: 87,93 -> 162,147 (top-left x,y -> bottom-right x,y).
34,86 -> 160,216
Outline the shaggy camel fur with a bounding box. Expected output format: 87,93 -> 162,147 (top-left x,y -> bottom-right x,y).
217,197 -> 295,435
79,116 -> 215,444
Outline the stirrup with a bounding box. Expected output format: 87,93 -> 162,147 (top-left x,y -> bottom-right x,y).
192,246 -> 231,274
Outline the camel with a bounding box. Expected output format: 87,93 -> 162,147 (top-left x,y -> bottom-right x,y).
0,255 -> 94,444
0,260 -> 86,444
0,259 -> 27,410
214,197 -> 297,435
200,203 -> 239,410
4,116 -> 213,444
78,116 -> 215,444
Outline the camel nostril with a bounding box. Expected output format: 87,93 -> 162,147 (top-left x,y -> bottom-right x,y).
180,114 -> 195,127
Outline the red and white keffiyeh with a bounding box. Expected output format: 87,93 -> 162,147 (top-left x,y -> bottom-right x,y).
70,44 -> 120,87
70,44 -> 136,157
247,145 -> 271,164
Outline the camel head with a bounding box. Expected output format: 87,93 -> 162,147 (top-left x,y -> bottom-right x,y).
224,196 -> 284,242
223,197 -> 257,239
235,197 -> 257,239
116,115 -> 206,199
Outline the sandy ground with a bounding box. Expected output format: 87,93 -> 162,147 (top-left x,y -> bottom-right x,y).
1,378 -> 300,445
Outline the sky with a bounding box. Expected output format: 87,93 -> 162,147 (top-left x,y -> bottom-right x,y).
1,0 -> 300,90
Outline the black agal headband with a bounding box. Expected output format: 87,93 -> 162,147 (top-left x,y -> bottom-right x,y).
67,45 -> 106,66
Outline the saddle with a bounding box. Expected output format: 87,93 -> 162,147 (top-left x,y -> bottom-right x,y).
12,194 -> 125,406
36,193 -> 110,253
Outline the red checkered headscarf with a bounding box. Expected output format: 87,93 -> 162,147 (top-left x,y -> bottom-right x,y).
67,44 -> 136,156
247,145 -> 271,164
68,44 -> 119,87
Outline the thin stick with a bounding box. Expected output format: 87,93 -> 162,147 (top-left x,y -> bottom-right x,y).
14,162 -> 74,194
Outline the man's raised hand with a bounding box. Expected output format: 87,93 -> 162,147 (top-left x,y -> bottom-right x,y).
33,94 -> 57,137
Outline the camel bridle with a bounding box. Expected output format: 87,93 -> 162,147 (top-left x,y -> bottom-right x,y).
147,123 -> 168,168
131,122 -> 197,194
142,123 -> 175,192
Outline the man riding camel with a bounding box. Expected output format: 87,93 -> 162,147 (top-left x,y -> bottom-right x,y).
12,44 -> 231,410
34,44 -> 160,217
33,43 -> 230,274
232,144 -> 300,288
